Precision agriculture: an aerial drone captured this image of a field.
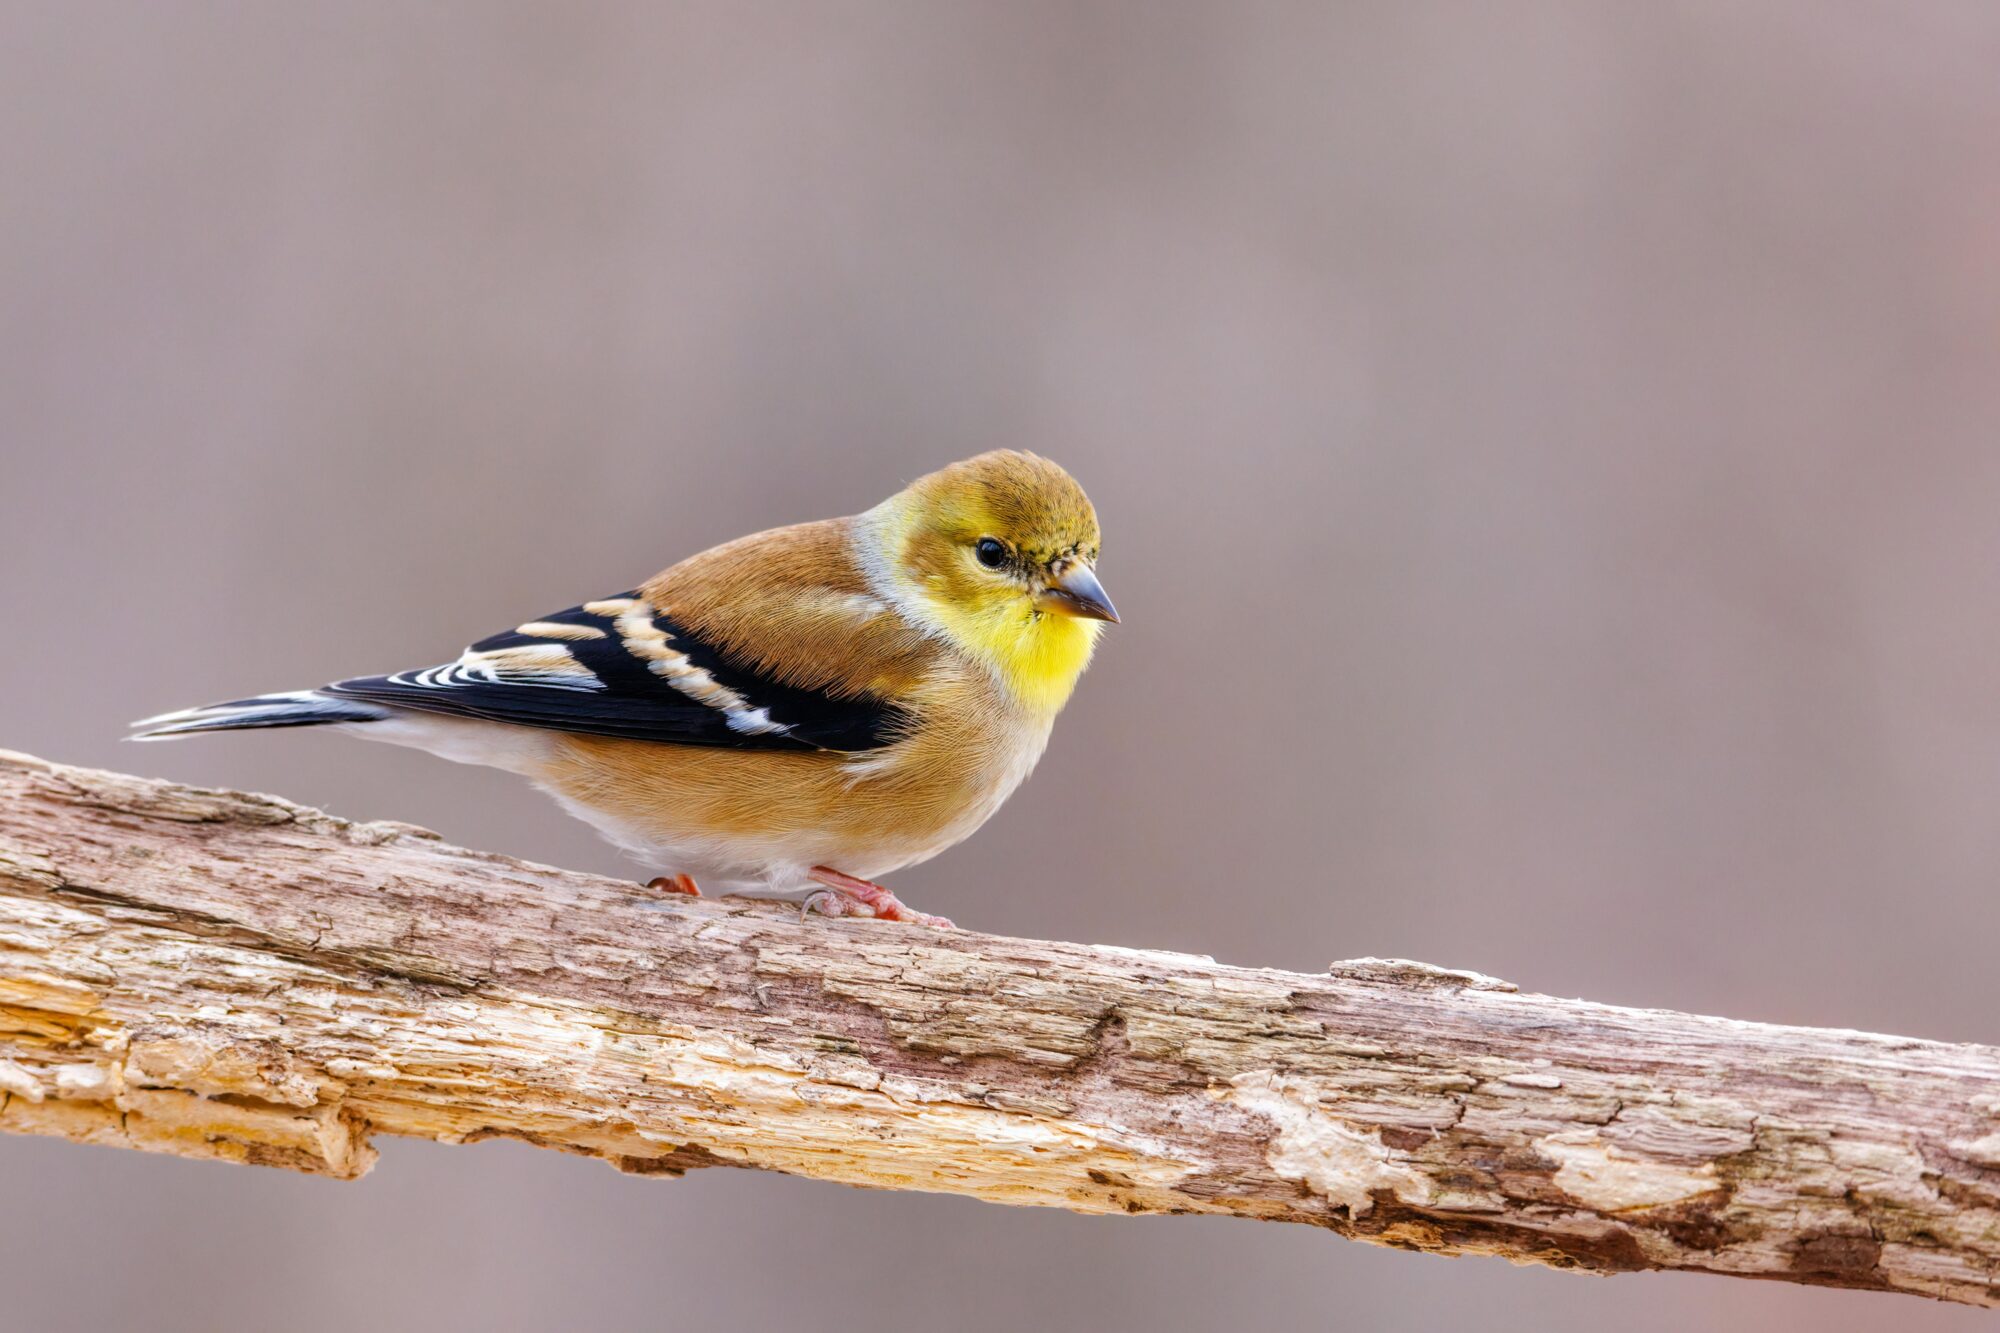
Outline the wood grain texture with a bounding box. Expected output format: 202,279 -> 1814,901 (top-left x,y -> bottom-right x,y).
1,750 -> 1996,1307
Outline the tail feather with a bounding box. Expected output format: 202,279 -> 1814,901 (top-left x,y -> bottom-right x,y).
128,690 -> 391,740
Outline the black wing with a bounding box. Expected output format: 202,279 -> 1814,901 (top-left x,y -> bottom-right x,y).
323,593 -> 902,752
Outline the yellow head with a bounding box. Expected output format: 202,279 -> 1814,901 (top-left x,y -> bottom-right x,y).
862,451 -> 1116,714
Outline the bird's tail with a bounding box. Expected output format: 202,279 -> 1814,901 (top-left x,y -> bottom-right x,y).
128,690 -> 391,740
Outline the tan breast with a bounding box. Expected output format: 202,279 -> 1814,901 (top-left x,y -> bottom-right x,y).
538,656 -> 1050,881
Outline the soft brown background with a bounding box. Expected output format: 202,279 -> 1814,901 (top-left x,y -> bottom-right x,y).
4,3 -> 1998,1329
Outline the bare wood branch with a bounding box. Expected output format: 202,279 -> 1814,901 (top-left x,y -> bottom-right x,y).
1,750 -> 1996,1307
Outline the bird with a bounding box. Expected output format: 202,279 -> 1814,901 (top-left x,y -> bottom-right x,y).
130,451 -> 1117,928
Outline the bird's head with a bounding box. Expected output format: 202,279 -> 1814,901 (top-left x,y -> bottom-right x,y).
862,451 -> 1116,713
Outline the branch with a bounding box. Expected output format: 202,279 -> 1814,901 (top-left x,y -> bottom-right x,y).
1,752 -> 1996,1306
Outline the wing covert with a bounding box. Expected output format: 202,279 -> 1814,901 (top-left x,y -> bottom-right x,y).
324,593 -> 904,752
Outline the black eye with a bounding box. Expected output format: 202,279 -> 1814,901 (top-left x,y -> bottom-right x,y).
975,537 -> 1008,568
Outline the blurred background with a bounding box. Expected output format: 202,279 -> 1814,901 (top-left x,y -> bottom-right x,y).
4,2 -> 1998,1329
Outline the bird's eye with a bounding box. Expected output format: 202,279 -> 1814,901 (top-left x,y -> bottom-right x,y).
974,537 -> 1008,569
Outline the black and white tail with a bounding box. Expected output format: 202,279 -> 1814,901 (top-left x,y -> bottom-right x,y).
128,691 -> 390,740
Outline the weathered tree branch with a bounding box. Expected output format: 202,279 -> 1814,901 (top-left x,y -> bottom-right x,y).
1,751 -> 1996,1305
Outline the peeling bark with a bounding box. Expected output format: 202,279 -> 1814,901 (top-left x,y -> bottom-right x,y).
0,749 -> 1996,1307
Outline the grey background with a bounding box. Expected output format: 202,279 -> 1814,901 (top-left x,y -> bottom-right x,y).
4,3 -> 1997,1329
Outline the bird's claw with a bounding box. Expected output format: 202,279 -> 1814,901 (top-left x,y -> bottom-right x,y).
802,867 -> 955,929
802,888 -> 864,920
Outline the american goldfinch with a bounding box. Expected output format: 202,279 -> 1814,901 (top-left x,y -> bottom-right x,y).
131,451 -> 1116,928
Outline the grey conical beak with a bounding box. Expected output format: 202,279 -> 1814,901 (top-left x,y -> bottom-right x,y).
1040,562 -> 1119,623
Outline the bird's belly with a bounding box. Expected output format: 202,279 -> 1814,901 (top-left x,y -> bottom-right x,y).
537,722 -> 1049,890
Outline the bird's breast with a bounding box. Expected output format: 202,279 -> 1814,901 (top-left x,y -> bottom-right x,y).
538,670 -> 1053,880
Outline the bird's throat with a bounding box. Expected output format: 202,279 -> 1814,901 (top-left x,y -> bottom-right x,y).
948,601 -> 1101,715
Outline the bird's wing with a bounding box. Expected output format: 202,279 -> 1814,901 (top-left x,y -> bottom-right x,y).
324,591 -> 905,752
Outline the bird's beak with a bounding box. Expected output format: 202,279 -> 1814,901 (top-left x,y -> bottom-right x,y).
1039,562 -> 1120,623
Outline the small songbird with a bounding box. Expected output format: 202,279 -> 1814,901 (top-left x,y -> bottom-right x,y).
131,451 -> 1116,928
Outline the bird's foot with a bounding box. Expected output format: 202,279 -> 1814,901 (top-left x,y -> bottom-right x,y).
803,865 -> 955,929
647,873 -> 702,897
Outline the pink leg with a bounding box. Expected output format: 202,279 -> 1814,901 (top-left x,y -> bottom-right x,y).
803,865 -> 955,929
647,874 -> 702,897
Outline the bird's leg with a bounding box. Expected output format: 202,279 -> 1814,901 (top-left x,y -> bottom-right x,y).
646,874 -> 702,897
803,865 -> 954,929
